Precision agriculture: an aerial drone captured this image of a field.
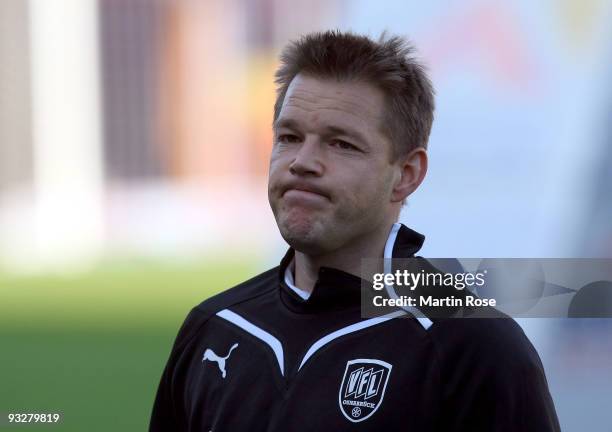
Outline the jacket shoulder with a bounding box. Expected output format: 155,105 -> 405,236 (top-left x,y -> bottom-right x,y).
169,266 -> 278,353
194,266 -> 278,316
430,317 -> 539,368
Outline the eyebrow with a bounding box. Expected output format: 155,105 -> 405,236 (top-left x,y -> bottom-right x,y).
273,118 -> 300,132
324,125 -> 368,148
273,118 -> 370,149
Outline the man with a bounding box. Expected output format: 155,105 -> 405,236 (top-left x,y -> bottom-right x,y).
150,30 -> 560,431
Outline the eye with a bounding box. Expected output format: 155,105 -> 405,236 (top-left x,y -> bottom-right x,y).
330,139 -> 359,151
277,134 -> 301,144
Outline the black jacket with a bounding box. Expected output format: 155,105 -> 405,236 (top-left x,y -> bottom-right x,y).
150,224 -> 560,431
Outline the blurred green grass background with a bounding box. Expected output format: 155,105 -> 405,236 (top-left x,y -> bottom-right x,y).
0,256 -> 259,431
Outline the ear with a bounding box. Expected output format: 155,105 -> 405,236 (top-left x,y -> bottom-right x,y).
391,147 -> 428,202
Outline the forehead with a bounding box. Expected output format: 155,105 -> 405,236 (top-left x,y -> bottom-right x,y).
277,74 -> 386,130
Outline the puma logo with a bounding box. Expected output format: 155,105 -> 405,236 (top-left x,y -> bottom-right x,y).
202,343 -> 239,378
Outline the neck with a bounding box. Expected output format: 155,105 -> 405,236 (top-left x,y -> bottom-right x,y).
294,222 -> 395,293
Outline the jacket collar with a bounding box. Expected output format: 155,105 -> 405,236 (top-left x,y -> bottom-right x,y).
278,223 -> 425,313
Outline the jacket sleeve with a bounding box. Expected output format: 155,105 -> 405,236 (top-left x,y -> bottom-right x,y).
149,308 -> 208,432
434,318 -> 561,431
485,344 -> 561,431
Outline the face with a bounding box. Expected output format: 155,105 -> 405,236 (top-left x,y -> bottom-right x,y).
268,74 -> 402,256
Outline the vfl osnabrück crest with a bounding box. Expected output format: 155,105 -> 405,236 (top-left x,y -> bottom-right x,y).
338,358 -> 392,422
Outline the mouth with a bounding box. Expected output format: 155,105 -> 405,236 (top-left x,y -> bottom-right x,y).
281,184 -> 330,203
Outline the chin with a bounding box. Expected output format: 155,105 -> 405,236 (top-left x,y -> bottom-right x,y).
278,218 -> 330,255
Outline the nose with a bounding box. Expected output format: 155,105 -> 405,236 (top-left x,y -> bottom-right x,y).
289,137 -> 323,176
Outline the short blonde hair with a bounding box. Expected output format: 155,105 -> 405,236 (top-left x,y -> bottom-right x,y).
274,30 -> 435,159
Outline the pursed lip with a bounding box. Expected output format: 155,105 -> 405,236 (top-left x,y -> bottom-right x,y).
282,182 -> 330,200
